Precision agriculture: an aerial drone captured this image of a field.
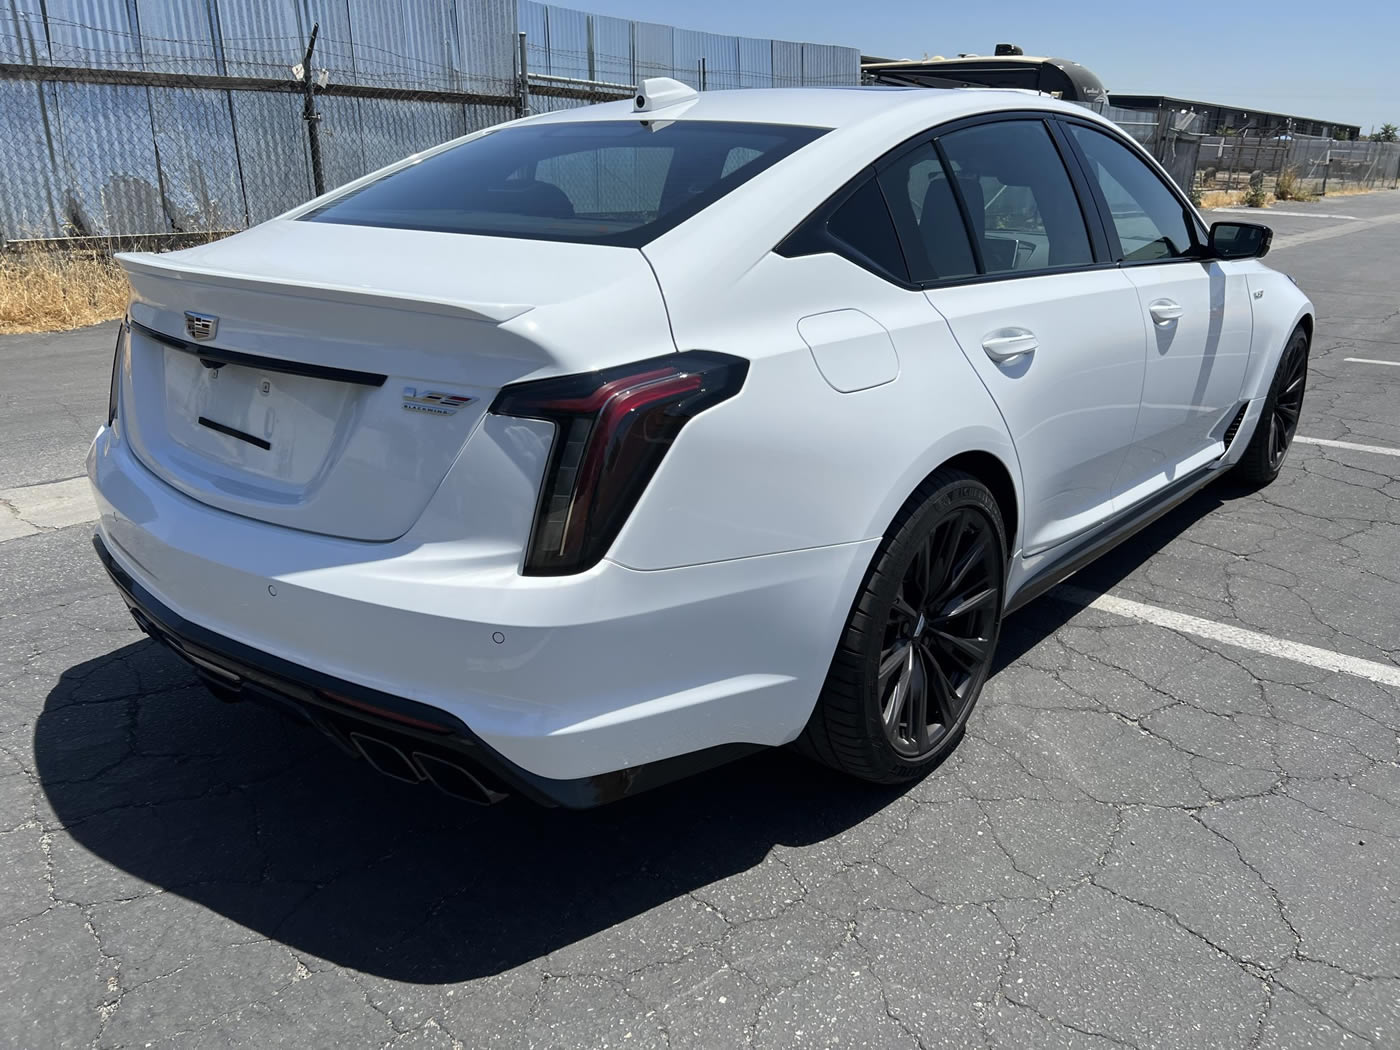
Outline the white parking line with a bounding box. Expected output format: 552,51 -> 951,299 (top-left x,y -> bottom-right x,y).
0,477 -> 98,541
1210,207 -> 1358,220
1270,211 -> 1400,251
1296,436 -> 1400,457
1054,585 -> 1400,690
1344,357 -> 1400,368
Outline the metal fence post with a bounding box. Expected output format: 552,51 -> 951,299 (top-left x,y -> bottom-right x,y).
517,32 -> 529,117
299,24 -> 325,198
1321,150 -> 1331,196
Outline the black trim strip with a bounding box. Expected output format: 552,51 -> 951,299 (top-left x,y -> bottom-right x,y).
92,534 -> 760,808
1005,463 -> 1221,614
198,416 -> 271,450
132,321 -> 388,388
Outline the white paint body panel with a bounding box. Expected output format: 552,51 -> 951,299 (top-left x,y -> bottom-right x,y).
90,87 -> 1313,785
925,269 -> 1145,554
1112,260 -> 1254,495
798,309 -> 900,392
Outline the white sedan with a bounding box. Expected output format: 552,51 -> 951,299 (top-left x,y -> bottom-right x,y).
90,79 -> 1312,806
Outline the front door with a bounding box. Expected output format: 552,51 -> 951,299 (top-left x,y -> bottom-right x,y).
1062,123 -> 1253,505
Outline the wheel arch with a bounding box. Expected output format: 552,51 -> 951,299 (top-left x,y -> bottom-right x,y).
878,446 -> 1022,558
1242,272 -> 1314,401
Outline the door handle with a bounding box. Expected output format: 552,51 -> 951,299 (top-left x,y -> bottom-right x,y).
1149,299 -> 1183,324
981,328 -> 1038,364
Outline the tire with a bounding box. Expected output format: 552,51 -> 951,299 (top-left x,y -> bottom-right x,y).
801,469 -> 1006,784
1234,325 -> 1309,488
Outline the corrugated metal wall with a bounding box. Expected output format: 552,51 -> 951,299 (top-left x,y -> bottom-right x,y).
520,2 -> 861,95
0,0 -> 520,239
0,0 -> 861,240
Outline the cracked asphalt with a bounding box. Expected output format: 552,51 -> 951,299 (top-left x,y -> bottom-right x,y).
1,190 -> 1398,1049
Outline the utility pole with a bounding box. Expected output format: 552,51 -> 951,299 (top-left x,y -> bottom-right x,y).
299,23 -> 326,197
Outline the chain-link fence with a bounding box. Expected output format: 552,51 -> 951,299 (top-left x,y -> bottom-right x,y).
1102,101 -> 1400,201
1192,134 -> 1400,197
0,0 -> 861,244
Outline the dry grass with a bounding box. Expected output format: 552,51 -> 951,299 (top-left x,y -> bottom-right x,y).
0,250 -> 129,335
1199,188 -> 1269,209
1321,184 -> 1400,198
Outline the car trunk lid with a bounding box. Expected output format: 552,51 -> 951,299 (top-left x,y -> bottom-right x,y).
115,220 -> 673,542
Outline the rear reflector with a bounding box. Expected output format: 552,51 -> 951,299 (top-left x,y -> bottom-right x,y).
316,689 -> 454,733
491,351 -> 748,575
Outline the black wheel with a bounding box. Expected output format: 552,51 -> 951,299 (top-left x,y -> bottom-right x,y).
801,469 -> 1006,784
1234,325 -> 1308,487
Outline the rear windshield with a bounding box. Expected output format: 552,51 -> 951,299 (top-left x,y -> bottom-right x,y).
302,120 -> 826,247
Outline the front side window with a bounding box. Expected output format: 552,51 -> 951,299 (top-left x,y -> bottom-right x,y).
936,120 -> 1093,274
1067,124 -> 1197,262
303,120 -> 826,247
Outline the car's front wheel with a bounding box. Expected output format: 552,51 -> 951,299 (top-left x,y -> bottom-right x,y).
1234,325 -> 1309,487
801,469 -> 1006,784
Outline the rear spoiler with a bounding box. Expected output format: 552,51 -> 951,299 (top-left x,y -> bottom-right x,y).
116,252 -> 534,325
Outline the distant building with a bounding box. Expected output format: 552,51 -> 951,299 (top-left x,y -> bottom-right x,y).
860,46 -> 1360,141
1105,95 -> 1359,141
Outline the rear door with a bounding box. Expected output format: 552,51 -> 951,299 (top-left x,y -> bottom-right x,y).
1061,121 -> 1253,507
907,117 -> 1147,554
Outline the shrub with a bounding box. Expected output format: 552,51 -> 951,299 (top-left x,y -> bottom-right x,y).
1243,170 -> 1269,208
1273,166 -> 1315,201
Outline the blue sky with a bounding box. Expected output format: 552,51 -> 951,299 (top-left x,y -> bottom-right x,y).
573,0 -> 1394,133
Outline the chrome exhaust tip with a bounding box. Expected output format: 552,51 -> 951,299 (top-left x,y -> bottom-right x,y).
414,752 -> 508,806
349,732 -> 423,785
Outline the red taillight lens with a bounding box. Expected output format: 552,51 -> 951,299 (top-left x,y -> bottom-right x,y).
491,351 -> 749,575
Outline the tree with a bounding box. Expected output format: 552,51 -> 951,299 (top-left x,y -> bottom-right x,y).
1377,123 -> 1399,142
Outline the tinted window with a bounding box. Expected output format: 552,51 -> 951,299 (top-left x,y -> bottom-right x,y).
1068,124 -> 1196,262
937,121 -> 1093,274
303,120 -> 825,247
825,177 -> 908,280
876,143 -> 977,282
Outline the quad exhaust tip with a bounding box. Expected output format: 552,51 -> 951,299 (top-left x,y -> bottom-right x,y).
348,731 -> 506,805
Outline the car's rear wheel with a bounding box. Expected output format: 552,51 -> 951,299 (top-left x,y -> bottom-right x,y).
801,470 -> 1005,784
1234,325 -> 1309,487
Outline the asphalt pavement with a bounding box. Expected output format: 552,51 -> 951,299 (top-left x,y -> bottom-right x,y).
1,190 -> 1398,1049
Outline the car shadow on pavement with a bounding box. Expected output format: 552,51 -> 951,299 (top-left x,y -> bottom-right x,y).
35,482 -> 1245,984
35,643 -> 906,984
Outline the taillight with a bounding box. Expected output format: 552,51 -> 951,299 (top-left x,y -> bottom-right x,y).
491,351 -> 748,575
107,319 -> 127,425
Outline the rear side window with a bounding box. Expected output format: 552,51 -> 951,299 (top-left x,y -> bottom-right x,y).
302,120 -> 825,247
826,177 -> 909,281
876,142 -> 977,282
1067,124 -> 1196,262
937,120 -> 1093,274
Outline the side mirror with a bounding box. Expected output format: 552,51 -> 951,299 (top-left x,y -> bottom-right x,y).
1208,221 -> 1272,260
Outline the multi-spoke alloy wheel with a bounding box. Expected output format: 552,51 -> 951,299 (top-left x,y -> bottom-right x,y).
1267,336 -> 1307,471
878,508 -> 999,758
1236,325 -> 1309,488
801,469 -> 1006,784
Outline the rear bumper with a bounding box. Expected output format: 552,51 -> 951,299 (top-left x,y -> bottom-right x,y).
89,425 -> 875,798
96,533 -> 757,808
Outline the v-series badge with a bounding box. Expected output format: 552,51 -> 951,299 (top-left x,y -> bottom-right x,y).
402,388 -> 473,415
